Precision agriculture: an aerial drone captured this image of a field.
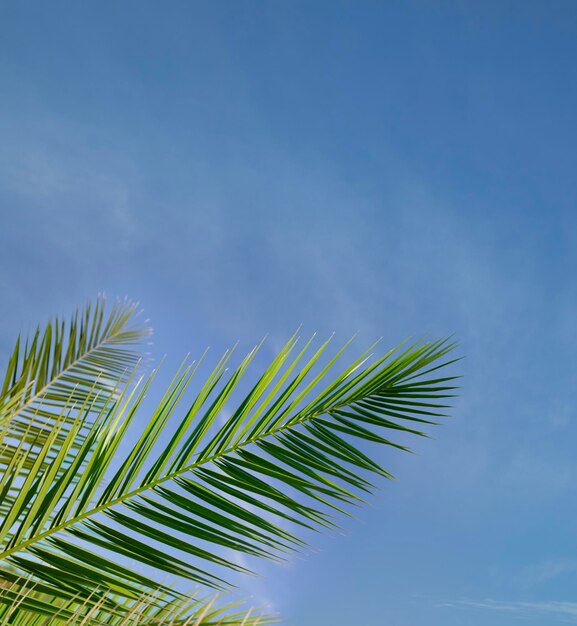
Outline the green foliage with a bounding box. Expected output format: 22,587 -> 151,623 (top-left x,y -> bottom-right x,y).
0,299 -> 458,624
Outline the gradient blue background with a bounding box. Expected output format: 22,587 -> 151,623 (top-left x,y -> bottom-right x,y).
1,2 -> 577,624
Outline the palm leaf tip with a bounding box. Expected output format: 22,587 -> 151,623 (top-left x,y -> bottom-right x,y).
1,296 -> 151,416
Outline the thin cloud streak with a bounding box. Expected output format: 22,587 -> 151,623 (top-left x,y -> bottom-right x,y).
439,598 -> 577,623
519,559 -> 577,587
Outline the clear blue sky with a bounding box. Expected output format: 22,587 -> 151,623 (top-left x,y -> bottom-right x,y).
1,2 -> 577,624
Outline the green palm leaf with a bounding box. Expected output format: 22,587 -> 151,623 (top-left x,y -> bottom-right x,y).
0,327 -> 459,614
0,298 -> 150,519
0,577 -> 272,625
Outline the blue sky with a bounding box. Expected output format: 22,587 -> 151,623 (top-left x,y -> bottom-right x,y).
1,2 -> 577,624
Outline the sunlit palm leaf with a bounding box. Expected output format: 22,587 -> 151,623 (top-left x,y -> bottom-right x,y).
0,330 -> 458,609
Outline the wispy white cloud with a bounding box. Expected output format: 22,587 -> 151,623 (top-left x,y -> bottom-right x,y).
439,598 -> 577,623
518,559 -> 577,587
501,447 -> 576,496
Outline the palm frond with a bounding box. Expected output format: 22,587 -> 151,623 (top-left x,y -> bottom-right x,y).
0,577 -> 272,626
0,331 -> 459,608
0,297 -> 150,518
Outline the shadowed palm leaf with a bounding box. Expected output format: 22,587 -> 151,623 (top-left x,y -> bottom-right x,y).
1,301 -> 459,623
